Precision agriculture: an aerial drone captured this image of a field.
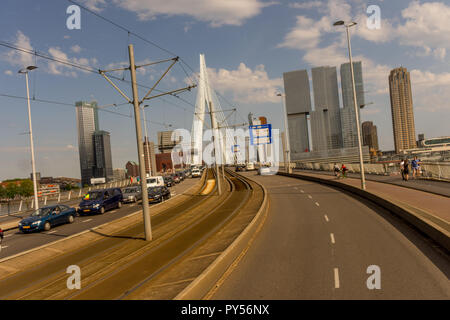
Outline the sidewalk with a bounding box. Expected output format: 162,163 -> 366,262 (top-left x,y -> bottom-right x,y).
291,170 -> 450,228
293,169 -> 450,197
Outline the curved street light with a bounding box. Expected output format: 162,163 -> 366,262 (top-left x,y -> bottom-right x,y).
18,65 -> 40,209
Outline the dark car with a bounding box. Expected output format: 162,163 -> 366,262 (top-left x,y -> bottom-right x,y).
78,188 -> 123,215
147,186 -> 171,203
19,205 -> 76,233
0,227 -> 4,243
163,176 -> 174,187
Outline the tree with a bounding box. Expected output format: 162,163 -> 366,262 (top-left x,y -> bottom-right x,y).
19,180 -> 33,197
5,182 -> 18,199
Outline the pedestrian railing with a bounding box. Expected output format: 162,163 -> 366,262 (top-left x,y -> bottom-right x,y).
0,179 -> 133,217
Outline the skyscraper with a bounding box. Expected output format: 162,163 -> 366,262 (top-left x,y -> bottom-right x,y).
143,137 -> 157,176
311,66 -> 342,151
93,130 -> 113,182
283,69 -> 311,154
340,61 -> 365,149
76,101 -> 97,186
389,67 -> 417,153
362,121 -> 379,151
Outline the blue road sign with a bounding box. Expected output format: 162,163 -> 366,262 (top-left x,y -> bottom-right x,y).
249,124 -> 272,145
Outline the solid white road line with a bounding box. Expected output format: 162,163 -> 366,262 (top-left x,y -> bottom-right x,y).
46,231 -> 57,234
330,233 -> 335,244
334,268 -> 340,288
324,215 -> 329,222
4,234 -> 13,238
315,202 -> 320,207
82,219 -> 93,223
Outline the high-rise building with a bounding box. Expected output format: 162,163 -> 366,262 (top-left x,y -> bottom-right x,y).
362,121 -> 379,151
340,62 -> 365,148
157,131 -> 180,153
389,67 -> 416,153
125,161 -> 139,178
311,66 -> 342,151
76,101 -> 98,186
283,69 -> 311,154
143,137 -> 157,176
93,130 -> 113,182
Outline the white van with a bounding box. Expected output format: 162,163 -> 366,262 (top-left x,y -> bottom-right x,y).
246,162 -> 255,171
146,176 -> 164,188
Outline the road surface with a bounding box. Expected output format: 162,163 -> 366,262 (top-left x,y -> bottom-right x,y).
211,172 -> 450,299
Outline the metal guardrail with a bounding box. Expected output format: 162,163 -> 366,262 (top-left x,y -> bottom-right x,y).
293,161 -> 450,181
0,179 -> 133,217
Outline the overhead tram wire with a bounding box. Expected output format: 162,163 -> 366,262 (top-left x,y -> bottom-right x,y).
0,93 -> 170,127
0,40 -> 197,113
67,0 -> 199,82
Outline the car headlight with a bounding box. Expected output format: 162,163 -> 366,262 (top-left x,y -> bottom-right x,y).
93,204 -> 100,208
32,221 -> 41,226
18,222 -> 22,226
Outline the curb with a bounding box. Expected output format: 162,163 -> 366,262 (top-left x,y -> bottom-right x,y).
174,173 -> 269,300
0,177 -> 206,264
278,171 -> 450,253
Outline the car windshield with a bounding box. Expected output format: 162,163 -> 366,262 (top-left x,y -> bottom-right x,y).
31,207 -> 54,217
148,187 -> 162,194
124,187 -> 139,193
84,191 -> 102,200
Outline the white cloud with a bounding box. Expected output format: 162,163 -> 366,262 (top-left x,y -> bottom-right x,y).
112,0 -> 275,27
2,30 -> 34,68
81,0 -> 107,12
4,70 -> 13,76
47,47 -> 97,77
289,1 -> 322,9
70,45 -> 82,53
206,63 -> 282,104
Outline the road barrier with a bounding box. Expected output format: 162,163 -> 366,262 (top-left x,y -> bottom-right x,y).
278,171 -> 450,253
294,161 -> 450,181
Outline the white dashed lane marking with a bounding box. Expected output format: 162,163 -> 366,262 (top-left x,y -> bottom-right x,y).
334,268 -> 340,288
324,215 -> 329,222
82,219 -> 93,223
308,195 -> 312,199
330,233 -> 335,244
315,202 -> 320,207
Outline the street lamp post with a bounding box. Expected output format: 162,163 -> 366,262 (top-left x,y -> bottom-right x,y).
18,66 -> 39,209
277,93 -> 292,173
334,21 -> 366,190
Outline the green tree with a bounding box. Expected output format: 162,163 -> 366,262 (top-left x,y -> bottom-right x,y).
5,182 -> 18,199
19,179 -> 33,197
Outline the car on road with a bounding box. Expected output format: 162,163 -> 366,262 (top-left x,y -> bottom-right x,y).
19,205 -> 76,232
0,227 -> 4,243
78,188 -> 123,215
163,176 -> 174,187
246,162 -> 255,171
147,186 -> 171,203
191,168 -> 201,178
122,186 -> 142,203
146,176 -> 165,188
172,173 -> 181,184
258,166 -> 273,175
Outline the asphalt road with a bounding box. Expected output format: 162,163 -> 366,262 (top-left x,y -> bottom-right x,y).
211,172 -> 450,299
0,178 -> 197,259
294,168 -> 450,197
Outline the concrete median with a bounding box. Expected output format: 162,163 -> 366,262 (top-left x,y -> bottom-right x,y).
174,172 -> 269,300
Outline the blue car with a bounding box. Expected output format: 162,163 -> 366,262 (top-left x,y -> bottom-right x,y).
19,205 -> 76,233
78,188 -> 123,215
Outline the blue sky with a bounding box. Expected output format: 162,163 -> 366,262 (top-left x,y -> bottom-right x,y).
1,0 -> 449,180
